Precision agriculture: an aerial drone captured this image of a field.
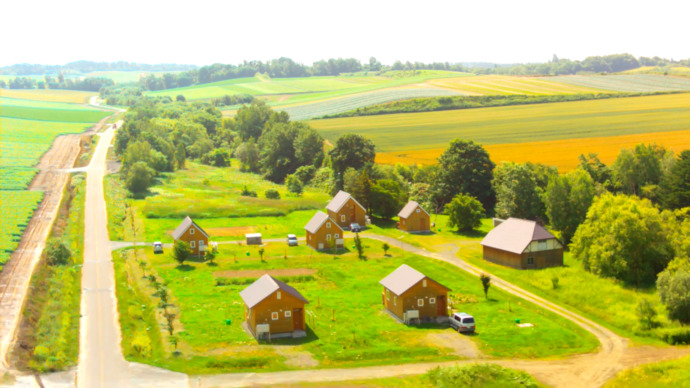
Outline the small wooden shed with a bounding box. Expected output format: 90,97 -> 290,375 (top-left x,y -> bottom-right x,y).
379,264 -> 450,324
246,233 -> 262,245
304,211 -> 344,250
172,216 -> 209,256
240,274 -> 309,339
326,190 -> 367,229
481,217 -> 563,269
397,201 -> 431,232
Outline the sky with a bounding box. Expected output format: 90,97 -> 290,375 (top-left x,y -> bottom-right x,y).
1,0 -> 688,67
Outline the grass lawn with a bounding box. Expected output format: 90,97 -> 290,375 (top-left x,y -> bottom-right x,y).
606,356 -> 690,387
114,237 -> 598,374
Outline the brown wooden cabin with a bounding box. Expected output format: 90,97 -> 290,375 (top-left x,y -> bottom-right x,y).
481,217 -> 563,269
172,216 -> 209,256
379,264 -> 450,324
397,201 -> 431,232
326,190 -> 367,229
304,211 -> 344,250
239,274 -> 309,339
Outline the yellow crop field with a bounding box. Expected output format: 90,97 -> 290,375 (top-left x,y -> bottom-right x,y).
427,75 -> 606,95
377,129 -> 690,171
0,88 -> 95,103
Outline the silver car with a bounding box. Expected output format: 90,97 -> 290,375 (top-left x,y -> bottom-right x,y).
450,312 -> 475,333
287,234 -> 298,246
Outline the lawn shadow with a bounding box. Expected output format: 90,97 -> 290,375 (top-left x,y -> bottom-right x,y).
264,326 -> 320,346
176,264 -> 195,272
206,261 -> 218,267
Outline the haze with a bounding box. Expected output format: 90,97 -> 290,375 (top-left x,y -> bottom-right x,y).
1,0 -> 688,66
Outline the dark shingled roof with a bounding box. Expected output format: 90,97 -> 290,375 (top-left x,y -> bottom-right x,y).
480,217 -> 557,254
172,216 -> 209,240
379,264 -> 449,296
239,274 -> 309,308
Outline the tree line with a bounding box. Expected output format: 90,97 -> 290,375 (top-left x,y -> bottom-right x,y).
0,61 -> 195,76
0,74 -> 114,91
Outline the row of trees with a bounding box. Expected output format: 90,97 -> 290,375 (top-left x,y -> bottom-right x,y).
0,61 -> 195,76
1,74 -> 114,91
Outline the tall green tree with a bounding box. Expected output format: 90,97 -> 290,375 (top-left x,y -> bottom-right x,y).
370,179 -> 407,219
126,162 -> 155,193
611,144 -> 669,198
544,168 -> 595,245
343,167 -> 372,212
657,259 -> 690,323
493,162 -> 545,221
432,139 -> 495,213
661,150 -> 690,209
571,194 -> 673,286
235,139 -> 260,173
445,193 -> 484,232
329,134 -> 376,189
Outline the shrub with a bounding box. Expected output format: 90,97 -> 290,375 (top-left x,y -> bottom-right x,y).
265,189 -> 281,200
45,238 -> 71,266
241,186 -> 257,197
172,240 -> 192,265
427,364 -> 539,388
657,264 -> 690,323
286,174 -> 303,195
293,165 -> 316,185
445,194 -> 484,232
480,273 -> 491,299
125,161 -> 154,193
657,327 -> 690,345
551,276 -> 560,290
131,334 -> 152,356
636,298 -> 658,330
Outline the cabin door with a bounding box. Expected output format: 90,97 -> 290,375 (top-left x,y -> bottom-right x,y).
293,308 -> 303,330
350,206 -> 355,222
420,218 -> 426,230
436,295 -> 447,316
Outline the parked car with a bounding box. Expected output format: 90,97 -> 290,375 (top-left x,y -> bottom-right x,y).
449,312 -> 475,333
350,223 -> 361,233
153,241 -> 163,254
287,234 -> 298,246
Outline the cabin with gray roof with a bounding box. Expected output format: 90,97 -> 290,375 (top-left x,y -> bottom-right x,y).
172,216 -> 209,256
326,190 -> 366,229
379,264 -> 450,324
481,218 -> 563,269
304,211 -> 344,250
240,274 -> 309,339
397,201 -> 430,232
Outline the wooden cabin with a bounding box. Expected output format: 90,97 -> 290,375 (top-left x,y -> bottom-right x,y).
379,264 -> 450,324
239,274 -> 309,339
481,218 -> 563,269
397,201 -> 431,233
172,216 -> 209,256
326,190 -> 367,229
304,211 -> 344,250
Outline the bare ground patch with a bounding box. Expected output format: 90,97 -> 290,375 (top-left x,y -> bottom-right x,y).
214,268 -> 316,279
274,347 -> 319,368
426,332 -> 481,359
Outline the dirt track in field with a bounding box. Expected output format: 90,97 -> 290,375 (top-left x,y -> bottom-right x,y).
0,116 -> 109,369
214,268 -> 316,279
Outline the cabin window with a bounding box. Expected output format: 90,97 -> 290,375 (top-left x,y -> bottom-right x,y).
527,257 -> 534,265
326,222 -> 331,229
285,310 -> 292,318
423,279 -> 427,287
539,240 -> 547,250
394,296 -> 397,305
327,234 -> 332,241
417,298 -> 424,307
277,291 -> 281,300
402,220 -> 406,225
341,215 -> 346,222
271,312 -> 279,320
335,234 -> 339,239
416,208 -> 420,213
386,289 -> 390,300
199,240 -> 204,247
190,241 -> 196,248
190,228 -> 195,235
430,297 -> 436,304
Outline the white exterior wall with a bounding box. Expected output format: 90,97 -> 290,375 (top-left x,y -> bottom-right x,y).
524,238 -> 562,253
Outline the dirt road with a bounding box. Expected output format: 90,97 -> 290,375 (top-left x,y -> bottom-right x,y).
0,116 -> 109,369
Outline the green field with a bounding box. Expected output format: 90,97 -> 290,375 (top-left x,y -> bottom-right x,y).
0,98 -> 109,268
309,92 -> 690,152
606,356 -> 690,387
552,74 -> 690,93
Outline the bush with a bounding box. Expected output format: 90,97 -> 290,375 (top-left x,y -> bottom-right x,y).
285,174 -> 303,195
125,161 -> 154,193
201,148 -> 231,167
427,364 -> 539,388
241,186 -> 257,197
45,238 -> 71,266
445,193 -> 484,232
657,265 -> 690,323
172,240 -> 192,265
265,189 -> 281,199
293,165 -> 316,185
636,298 -> 658,330
131,334 -> 152,356
657,327 -> 690,345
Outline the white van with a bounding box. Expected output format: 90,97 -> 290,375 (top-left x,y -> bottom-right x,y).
153,241 -> 163,254
450,312 -> 475,333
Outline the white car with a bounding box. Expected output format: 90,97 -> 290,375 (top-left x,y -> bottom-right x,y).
450,312 -> 475,333
287,234 -> 298,246
153,241 -> 163,254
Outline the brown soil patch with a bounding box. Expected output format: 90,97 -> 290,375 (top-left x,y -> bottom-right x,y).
274,347 -> 319,368
426,332 -> 481,359
206,226 -> 256,237
214,268 -> 316,279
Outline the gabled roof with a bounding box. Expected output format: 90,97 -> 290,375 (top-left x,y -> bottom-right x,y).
304,211 -> 342,233
379,264 -> 449,296
480,217 -> 557,254
239,274 -> 309,308
398,201 -> 429,219
172,216 -> 209,240
326,190 -> 365,213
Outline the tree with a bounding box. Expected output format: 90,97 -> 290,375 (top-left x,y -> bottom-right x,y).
285,174 -> 303,195
205,248 -> 217,265
234,100 -> 276,140
578,153 -> 611,188
611,144 -> 668,197
174,142 -> 186,169
657,261 -> 690,323
354,232 -> 364,259
235,139 -> 260,173
492,162 -> 545,220
432,139 -> 495,213
571,194 -> 673,286
343,167 -> 372,211
480,273 -> 491,299
172,241 -> 192,266
661,150 -> 690,209
370,179 -> 407,219
126,162 -> 154,193
544,168 -> 595,245
445,194 -> 484,232
329,134 -> 376,189
382,243 -> 390,256
201,148 -> 231,167
636,298 -> 658,329
176,94 -> 186,102
45,238 -> 71,265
